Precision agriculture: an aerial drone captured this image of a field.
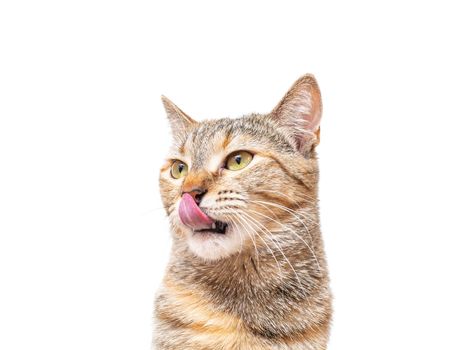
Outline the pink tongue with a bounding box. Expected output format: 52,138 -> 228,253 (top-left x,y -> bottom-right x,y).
179,193 -> 214,230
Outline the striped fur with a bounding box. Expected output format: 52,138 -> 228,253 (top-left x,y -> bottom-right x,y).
154,74 -> 332,349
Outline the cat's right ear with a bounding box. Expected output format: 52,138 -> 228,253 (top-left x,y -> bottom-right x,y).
161,96 -> 197,141
269,74 -> 322,155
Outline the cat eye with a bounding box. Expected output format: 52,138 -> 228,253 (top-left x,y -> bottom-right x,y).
225,151 -> 253,171
170,160 -> 188,179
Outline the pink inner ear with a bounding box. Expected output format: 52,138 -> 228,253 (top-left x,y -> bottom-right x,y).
283,87 -> 322,140
272,76 -> 322,134
301,87 -> 322,133
270,75 -> 323,152
294,89 -> 322,151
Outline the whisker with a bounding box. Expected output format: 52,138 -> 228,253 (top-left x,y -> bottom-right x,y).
228,208 -> 282,276
228,210 -> 262,269
255,189 -> 317,206
239,211 -> 309,299
249,200 -> 316,243
246,207 -> 321,272
139,206 -> 167,216
253,195 -> 319,226
223,214 -> 245,266
224,214 -> 244,255
254,189 -> 321,226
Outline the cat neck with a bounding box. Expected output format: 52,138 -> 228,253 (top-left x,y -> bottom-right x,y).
167,222 -> 326,304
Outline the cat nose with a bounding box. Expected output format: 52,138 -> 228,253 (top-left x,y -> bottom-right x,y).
183,188 -> 207,205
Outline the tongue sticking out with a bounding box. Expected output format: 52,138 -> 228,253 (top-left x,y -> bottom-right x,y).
179,193 -> 214,230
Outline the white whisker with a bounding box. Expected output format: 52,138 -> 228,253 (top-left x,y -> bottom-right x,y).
247,207 -> 321,272
239,211 -> 309,299
255,188 -> 317,206
226,212 -> 260,267
250,200 -> 315,243
228,208 -> 282,276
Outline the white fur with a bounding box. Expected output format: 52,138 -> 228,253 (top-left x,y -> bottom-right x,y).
186,228 -> 243,260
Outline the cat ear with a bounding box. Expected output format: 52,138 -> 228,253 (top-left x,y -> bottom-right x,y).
161,96 -> 197,140
270,74 -> 322,153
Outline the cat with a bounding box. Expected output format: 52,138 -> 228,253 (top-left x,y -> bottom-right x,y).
153,74 -> 332,349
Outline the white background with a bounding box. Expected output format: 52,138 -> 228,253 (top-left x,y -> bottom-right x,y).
1,1 -> 449,349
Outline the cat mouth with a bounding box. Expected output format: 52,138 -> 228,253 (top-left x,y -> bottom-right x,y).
179,194 -> 228,234
193,220 -> 228,235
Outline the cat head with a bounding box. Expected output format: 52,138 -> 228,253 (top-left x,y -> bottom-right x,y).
159,74 -> 322,261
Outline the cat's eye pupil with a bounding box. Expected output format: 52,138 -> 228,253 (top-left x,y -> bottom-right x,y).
225,151 -> 252,171
170,160 -> 188,179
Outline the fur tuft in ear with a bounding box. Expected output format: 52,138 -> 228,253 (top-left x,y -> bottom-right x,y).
270,74 -> 322,153
161,96 -> 197,142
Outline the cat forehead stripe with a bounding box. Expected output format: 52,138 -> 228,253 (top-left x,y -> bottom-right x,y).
181,116 -> 294,171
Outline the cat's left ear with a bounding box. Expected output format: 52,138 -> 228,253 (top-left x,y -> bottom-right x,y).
270,74 -> 322,154
161,96 -> 197,141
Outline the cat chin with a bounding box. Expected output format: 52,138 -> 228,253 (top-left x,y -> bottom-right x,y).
186,229 -> 242,261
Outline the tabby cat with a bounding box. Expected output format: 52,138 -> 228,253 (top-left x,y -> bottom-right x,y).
153,74 -> 332,349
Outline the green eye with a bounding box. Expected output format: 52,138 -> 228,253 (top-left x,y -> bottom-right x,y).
226,151 -> 253,171
170,160 -> 188,179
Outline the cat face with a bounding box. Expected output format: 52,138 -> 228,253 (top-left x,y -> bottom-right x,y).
159,75 -> 322,260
